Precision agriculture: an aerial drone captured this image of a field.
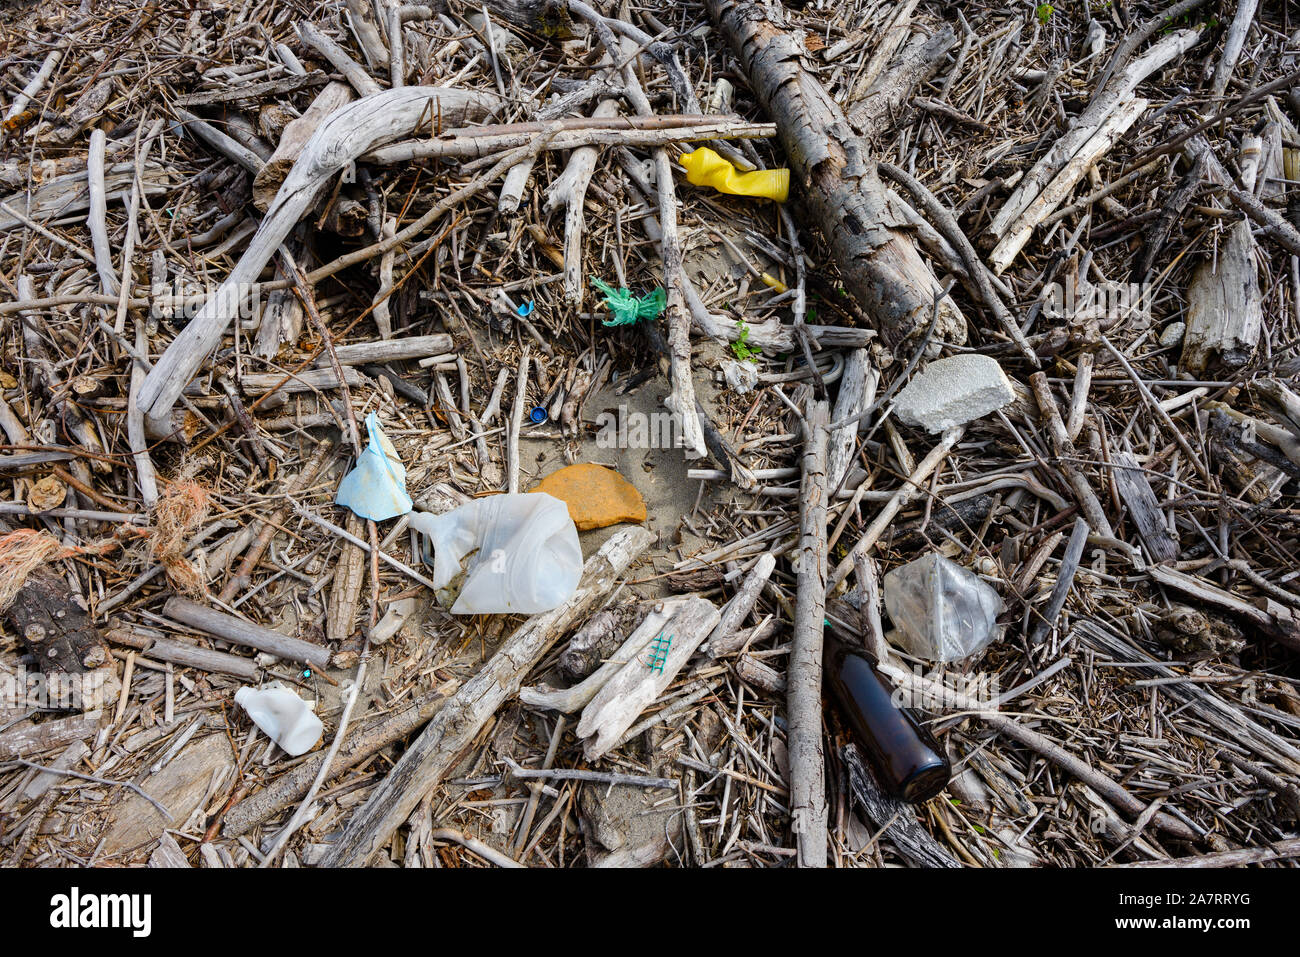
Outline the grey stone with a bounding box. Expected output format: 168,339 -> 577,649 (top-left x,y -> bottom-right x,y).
893,354 -> 1015,433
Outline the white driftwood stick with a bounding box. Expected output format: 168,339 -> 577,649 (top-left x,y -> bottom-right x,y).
1211,0 -> 1259,97
520,603 -> 675,712
86,129 -> 119,297
577,596 -> 720,760
346,0 -> 391,70
318,334 -> 454,365
826,347 -> 878,490
364,116 -> 774,164
373,218 -> 397,338
545,97 -> 620,303
829,425 -> 965,590
299,21 -> 382,97
388,5 -> 435,88
790,399 -> 829,867
990,28 -> 1202,240
174,109 -> 264,173
322,526 -> 654,866
708,552 -> 777,657
989,95 -> 1148,273
506,346 -> 530,493
136,86 -> 498,424
5,49 -> 63,121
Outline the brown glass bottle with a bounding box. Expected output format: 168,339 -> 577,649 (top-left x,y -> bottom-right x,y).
824,634 -> 951,803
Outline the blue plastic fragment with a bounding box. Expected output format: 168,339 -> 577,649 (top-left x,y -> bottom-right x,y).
517,299 -> 536,317
334,411 -> 413,521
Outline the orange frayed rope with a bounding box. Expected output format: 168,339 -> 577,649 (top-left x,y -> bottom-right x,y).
0,528 -> 127,613
148,480 -> 211,597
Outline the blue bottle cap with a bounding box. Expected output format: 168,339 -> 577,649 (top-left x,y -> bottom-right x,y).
529,406 -> 548,424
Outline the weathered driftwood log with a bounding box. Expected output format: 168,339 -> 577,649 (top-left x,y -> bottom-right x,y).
1182,216 -> 1261,372
322,526 -> 653,866
162,597 -> 331,670
253,81 -> 355,212
136,86 -> 499,425
707,0 -> 964,353
575,597 -> 719,760
105,621 -> 260,681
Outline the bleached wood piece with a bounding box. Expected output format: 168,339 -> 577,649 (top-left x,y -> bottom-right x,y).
136,85 -> 498,424
388,5 -> 434,87
988,28 -> 1203,272
989,95 -> 1148,273
1,160 -> 172,233
1182,217 -> 1261,371
322,526 -> 654,866
162,597 -> 331,670
520,603 -> 674,712
346,0 -> 391,70
1211,0 -> 1259,97
576,596 -> 720,761
318,334 -> 454,365
86,129 -> 119,297
790,399 -> 829,867
5,48 -> 63,122
174,109 -> 264,173
253,81 -> 354,212
545,97 -> 620,303
708,552 -> 777,657
299,21 -> 382,97
826,348 -> 877,491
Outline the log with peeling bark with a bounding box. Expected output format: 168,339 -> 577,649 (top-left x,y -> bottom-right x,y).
789,398 -> 829,867
707,0 -> 965,353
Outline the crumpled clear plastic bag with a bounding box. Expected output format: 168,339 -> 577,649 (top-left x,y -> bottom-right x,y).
411,492 -> 581,615
882,552 -> 1002,663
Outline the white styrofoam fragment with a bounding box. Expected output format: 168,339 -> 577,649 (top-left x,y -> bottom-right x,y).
893,354 -> 1015,433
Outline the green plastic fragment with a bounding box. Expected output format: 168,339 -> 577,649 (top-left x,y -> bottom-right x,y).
591,277 -> 665,327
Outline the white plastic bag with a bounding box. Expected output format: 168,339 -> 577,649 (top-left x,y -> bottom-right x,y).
412,492 -> 582,614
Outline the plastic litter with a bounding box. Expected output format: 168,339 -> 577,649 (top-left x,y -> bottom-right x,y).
591,277 -> 665,327
824,633 -> 951,803
882,552 -> 1003,663
407,492 -> 581,614
235,683 -> 323,756
679,147 -> 790,203
529,406 -> 548,424
517,299 -> 535,317
722,357 -> 759,394
334,411 -> 412,521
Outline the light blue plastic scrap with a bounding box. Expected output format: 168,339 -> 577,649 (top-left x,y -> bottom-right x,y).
334,411 -> 413,521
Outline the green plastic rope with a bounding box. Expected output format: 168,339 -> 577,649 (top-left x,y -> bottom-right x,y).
591,277 -> 665,326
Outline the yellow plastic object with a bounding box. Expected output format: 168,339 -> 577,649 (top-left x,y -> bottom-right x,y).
759,272 -> 788,294
679,148 -> 789,203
